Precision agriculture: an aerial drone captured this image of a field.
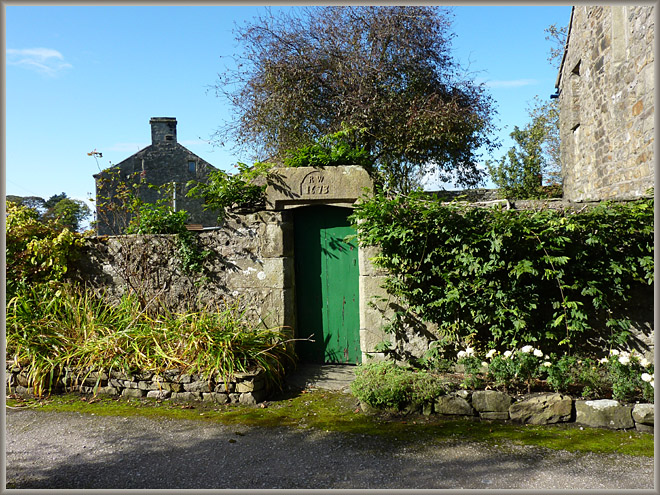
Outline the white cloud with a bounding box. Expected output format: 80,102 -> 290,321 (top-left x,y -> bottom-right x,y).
482,79 -> 538,89
7,47 -> 73,76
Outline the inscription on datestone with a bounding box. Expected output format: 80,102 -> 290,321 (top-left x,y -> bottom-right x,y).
300,171 -> 330,196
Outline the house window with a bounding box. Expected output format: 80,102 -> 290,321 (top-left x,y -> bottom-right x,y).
165,135 -> 174,141
188,161 -> 196,173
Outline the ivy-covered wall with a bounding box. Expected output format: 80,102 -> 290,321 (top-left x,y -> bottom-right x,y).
352,193 -> 654,362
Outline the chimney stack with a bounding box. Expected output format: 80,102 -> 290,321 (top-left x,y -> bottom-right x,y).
150,117 -> 177,145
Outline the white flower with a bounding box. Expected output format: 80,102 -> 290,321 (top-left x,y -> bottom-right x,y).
533,349 -> 543,358
640,357 -> 650,368
457,350 -> 466,359
618,355 -> 630,365
485,349 -> 497,359
542,361 -> 552,367
610,349 -> 620,356
544,355 -> 549,360
641,373 -> 653,383
465,347 -> 474,356
481,361 -> 488,367
651,380 -> 654,389
599,357 -> 609,364
521,345 -> 534,353
503,350 -> 513,359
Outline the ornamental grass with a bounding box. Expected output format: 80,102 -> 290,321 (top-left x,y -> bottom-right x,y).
6,284 -> 295,397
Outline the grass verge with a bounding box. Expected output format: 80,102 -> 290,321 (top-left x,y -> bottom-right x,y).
6,390 -> 653,457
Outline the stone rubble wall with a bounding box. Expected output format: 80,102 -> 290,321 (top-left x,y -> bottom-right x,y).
363,389 -> 654,433
557,5 -> 654,202
73,210 -> 295,331
6,366 -> 269,405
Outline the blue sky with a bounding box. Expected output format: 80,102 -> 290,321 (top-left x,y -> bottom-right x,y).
5,5 -> 572,210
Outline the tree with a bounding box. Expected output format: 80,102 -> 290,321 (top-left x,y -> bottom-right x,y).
42,197 -> 91,232
44,192 -> 68,210
6,193 -> 91,232
487,99 -> 561,200
213,6 -> 497,193
545,23 -> 568,70
487,122 -> 545,199
528,96 -> 561,186
6,195 -> 46,213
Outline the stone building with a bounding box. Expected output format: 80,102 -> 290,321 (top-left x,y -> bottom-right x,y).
555,5 -> 654,201
94,117 -> 219,235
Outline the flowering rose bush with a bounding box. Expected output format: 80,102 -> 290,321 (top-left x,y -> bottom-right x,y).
447,343 -> 654,402
605,349 -> 654,402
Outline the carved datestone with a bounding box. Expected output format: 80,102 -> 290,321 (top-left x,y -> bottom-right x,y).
265,166 -> 373,210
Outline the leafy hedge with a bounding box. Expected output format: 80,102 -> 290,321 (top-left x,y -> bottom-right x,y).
352,193 -> 653,354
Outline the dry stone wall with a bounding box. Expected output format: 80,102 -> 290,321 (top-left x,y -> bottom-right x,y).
362,389 -> 654,433
557,5 -> 654,201
6,366 -> 269,405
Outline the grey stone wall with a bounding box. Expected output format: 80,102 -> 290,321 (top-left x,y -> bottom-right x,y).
362,390 -> 653,433
7,365 -> 270,404
557,6 -> 654,202
80,166 -> 390,364
74,211 -> 295,331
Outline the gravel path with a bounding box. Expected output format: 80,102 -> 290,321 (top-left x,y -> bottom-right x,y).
5,408 -> 654,490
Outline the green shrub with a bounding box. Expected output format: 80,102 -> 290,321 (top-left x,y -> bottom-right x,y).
575,357 -> 607,399
283,125 -> 374,170
486,353 -> 518,391
350,362 -> 448,410
186,162 -> 271,221
545,354 -> 579,393
6,201 -> 84,301
127,203 -> 188,235
605,350 -> 652,402
456,348 -> 483,390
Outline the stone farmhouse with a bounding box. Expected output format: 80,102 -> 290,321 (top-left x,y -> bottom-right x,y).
93,117 -> 219,235
555,5 -> 654,202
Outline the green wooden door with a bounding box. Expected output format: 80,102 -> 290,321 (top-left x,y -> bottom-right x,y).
294,205 -> 361,364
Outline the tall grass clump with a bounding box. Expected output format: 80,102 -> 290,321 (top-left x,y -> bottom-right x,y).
6,284 -> 295,396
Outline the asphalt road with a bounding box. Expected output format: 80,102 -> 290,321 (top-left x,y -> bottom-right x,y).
5,407 -> 655,490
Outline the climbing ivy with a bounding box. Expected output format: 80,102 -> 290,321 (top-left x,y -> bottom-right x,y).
351,193 -> 653,354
